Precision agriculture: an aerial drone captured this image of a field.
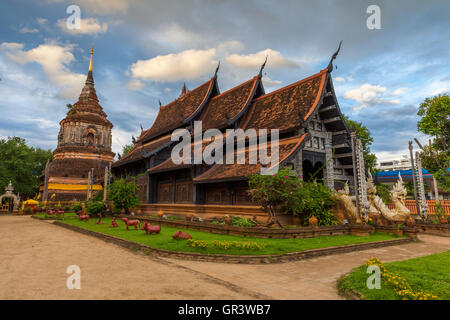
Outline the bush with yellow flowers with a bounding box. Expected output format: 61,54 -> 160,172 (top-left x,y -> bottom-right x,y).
186,239 -> 208,249
366,257 -> 440,300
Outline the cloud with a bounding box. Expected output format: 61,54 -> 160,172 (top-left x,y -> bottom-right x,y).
1,42 -> 85,99
344,83 -> 401,111
36,18 -> 48,26
393,88 -> 407,95
262,76 -> 282,87
334,77 -> 345,82
150,23 -> 205,49
129,48 -> 217,82
57,17 -> 108,35
18,27 -> 39,34
225,48 -> 299,69
125,79 -> 145,91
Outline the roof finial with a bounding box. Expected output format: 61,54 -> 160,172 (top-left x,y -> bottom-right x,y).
327,40 -> 342,73
258,55 -> 268,77
214,61 -> 220,78
140,124 -> 143,131
159,99 -> 162,107
180,82 -> 188,96
89,44 -> 93,72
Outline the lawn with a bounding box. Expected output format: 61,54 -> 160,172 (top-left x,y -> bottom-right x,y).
338,251 -> 450,300
35,214 -> 402,256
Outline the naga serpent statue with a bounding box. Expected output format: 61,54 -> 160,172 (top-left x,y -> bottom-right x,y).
366,171 -> 409,222
334,172 -> 411,224
388,173 -> 411,221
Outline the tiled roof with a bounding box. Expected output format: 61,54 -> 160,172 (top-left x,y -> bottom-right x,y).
113,134 -> 172,167
199,76 -> 259,131
241,69 -> 327,133
193,134 -> 308,183
139,78 -> 215,142
147,135 -> 225,174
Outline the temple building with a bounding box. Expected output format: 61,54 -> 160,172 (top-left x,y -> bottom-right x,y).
41,46 -> 115,201
112,46 -> 354,217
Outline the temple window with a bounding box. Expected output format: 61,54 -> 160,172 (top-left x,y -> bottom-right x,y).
86,133 -> 95,146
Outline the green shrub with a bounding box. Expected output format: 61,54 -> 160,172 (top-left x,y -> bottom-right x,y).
92,189 -> 105,202
435,202 -> 447,218
376,183 -> 391,204
248,168 -> 300,227
72,203 -> 82,212
108,178 -> 140,213
85,201 -> 105,216
248,168 -> 336,226
64,205 -> 71,212
231,216 -> 256,228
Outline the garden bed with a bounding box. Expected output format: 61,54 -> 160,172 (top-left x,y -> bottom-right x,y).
337,251 -> 450,300
415,222 -> 450,237
33,215 -> 412,263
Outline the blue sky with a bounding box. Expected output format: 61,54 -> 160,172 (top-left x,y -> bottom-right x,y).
0,0 -> 449,161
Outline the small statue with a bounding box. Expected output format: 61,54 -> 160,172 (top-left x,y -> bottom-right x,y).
142,222 -> 161,235
111,217 -> 119,228
121,217 -> 140,230
78,214 -> 90,221
172,230 -> 192,240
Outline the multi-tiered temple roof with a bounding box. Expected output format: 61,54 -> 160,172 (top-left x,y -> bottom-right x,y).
113,45 -> 353,205
41,46 -> 114,201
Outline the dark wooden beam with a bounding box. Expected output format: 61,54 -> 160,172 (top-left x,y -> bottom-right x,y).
323,116 -> 341,124
319,104 -> 336,113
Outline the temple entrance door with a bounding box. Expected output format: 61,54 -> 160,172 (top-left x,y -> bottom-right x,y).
313,161 -> 324,183
303,160 -> 324,182
302,160 -> 314,181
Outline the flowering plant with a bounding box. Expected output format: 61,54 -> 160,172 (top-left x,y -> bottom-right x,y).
366,257 -> 440,300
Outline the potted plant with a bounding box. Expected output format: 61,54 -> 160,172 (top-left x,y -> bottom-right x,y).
394,223 -> 404,236
406,216 -> 416,227
224,215 -> 232,225
435,203 -> 448,224
308,215 -> 318,227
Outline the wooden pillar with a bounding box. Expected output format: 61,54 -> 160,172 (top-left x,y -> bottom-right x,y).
433,177 -> 440,203
87,170 -> 91,201
325,132 -> 334,189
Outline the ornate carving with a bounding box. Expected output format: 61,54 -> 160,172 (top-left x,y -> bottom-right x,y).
414,151 -> 428,218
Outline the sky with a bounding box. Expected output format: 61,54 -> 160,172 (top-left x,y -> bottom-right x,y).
0,0 -> 449,162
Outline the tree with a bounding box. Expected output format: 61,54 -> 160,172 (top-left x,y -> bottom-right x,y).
247,168 -> 335,227
417,94 -> 450,192
122,144 -> 133,156
343,115 -> 377,172
0,137 -> 52,199
108,178 -> 140,213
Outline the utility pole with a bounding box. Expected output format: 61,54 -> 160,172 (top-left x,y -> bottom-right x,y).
409,141 -> 421,219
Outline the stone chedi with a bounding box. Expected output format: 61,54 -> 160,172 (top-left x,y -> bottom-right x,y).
41,46 -> 114,201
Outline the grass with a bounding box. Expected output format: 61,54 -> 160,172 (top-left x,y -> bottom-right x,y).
35,214 -> 403,256
338,251 -> 450,300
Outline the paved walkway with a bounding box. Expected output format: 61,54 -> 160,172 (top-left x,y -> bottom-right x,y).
0,216 -> 448,299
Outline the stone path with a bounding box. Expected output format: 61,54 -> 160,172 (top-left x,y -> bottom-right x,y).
0,216 -> 448,299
